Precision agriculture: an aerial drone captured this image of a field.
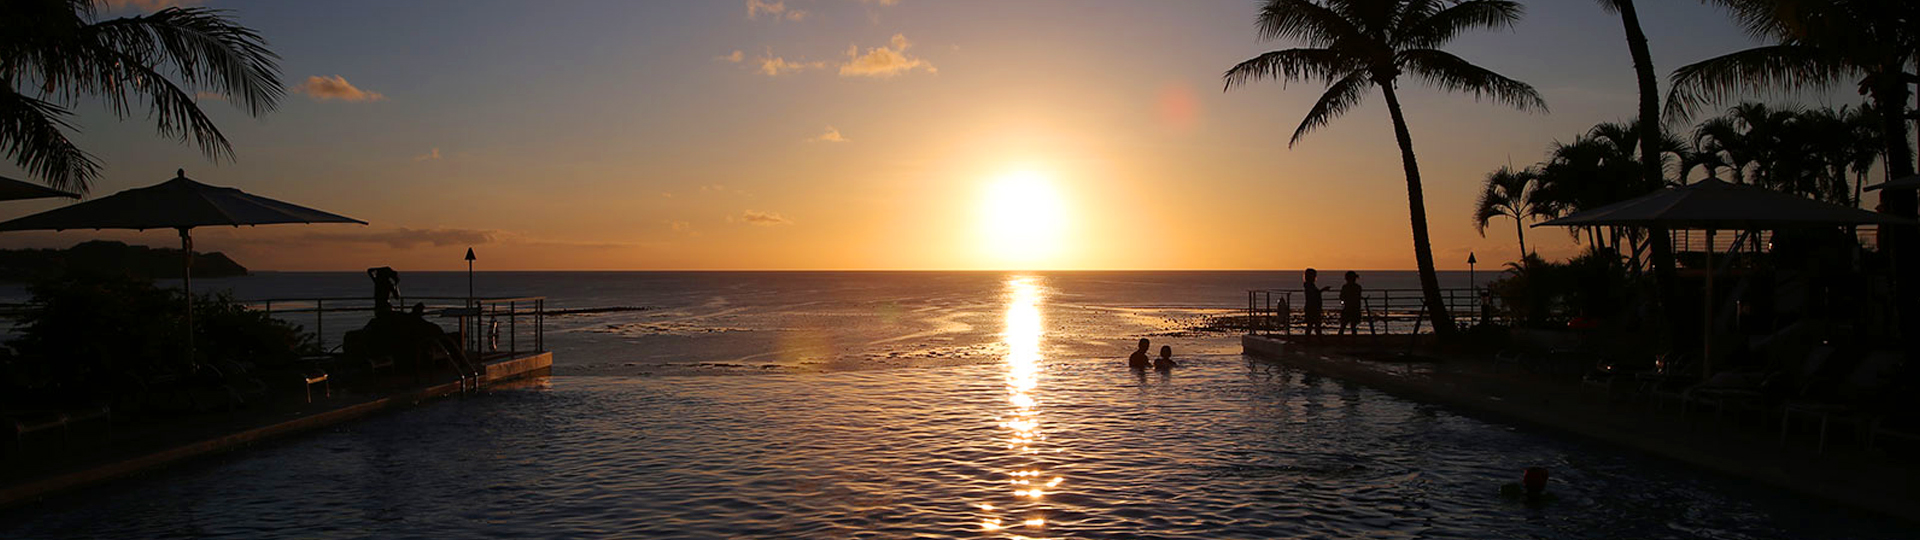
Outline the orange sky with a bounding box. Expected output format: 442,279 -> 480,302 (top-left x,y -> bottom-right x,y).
0,1 -> 1881,271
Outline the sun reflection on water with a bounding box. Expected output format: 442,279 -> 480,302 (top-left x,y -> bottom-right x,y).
981,275 -> 1053,536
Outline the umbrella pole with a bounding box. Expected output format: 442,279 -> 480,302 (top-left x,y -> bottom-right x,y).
1703,229 -> 1714,379
180,227 -> 194,365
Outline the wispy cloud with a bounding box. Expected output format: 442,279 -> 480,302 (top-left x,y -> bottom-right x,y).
737,210 -> 793,226
839,34 -> 935,78
747,0 -> 806,21
757,51 -> 827,76
296,227 -> 495,249
807,126 -> 848,143
102,0 -> 199,11
669,221 -> 700,236
291,75 -> 385,102
701,184 -> 752,196
719,50 -> 745,63
857,0 -> 899,5
413,148 -> 441,162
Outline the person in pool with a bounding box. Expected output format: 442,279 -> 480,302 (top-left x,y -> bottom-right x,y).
1153,345 -> 1178,371
1128,338 -> 1152,370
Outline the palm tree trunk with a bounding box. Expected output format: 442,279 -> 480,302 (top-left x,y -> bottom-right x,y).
1379,83 -> 1457,337
1514,218 -> 1528,262
1869,68 -> 1917,334
1615,0 -> 1681,350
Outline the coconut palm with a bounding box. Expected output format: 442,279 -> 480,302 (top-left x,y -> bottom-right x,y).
1473,165 -> 1549,262
1668,0 -> 1916,214
1223,0 -> 1547,337
1,0 -> 282,192
1595,0 -> 1680,320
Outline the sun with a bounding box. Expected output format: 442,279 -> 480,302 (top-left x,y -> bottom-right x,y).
979,170 -> 1068,268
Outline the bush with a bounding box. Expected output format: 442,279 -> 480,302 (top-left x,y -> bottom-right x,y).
4,272 -> 315,405
1488,247 -> 1635,328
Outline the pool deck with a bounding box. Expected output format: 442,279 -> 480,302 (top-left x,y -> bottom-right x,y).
1242,334 -> 1920,523
0,351 -> 552,509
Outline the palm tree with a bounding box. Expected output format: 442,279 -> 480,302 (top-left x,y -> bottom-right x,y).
1595,0 -> 1679,326
1,0 -> 282,192
1668,0 -> 1916,263
1473,165 -> 1548,262
1224,0 -> 1546,337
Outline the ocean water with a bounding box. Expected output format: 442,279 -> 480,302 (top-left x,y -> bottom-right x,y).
0,272 -> 1907,538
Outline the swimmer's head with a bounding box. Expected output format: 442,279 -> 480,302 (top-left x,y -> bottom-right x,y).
1522,467 -> 1549,496
1159,345 -> 1172,358
1137,338 -> 1150,350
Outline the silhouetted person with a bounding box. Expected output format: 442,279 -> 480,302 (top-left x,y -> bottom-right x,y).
368,266 -> 401,315
1128,338 -> 1151,371
1303,268 -> 1329,335
1153,345 -> 1178,371
1500,466 -> 1556,504
1339,271 -> 1364,334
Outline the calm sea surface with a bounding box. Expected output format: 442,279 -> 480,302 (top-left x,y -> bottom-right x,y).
0,272 -> 1908,538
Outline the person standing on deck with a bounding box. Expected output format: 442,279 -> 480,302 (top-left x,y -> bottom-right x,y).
1303,269 -> 1329,335
1339,271 -> 1364,335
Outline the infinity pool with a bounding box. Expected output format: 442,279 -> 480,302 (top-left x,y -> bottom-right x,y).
1,277 -> 1907,539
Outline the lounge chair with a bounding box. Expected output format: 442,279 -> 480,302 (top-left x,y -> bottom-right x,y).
1779,349 -> 1904,453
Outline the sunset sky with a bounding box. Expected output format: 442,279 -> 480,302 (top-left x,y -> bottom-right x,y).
0,0 -> 1878,271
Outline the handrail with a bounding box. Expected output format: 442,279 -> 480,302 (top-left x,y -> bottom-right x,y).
245,295 -> 547,355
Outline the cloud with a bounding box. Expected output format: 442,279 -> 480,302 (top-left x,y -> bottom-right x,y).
746,0 -> 806,20
719,50 -> 745,63
807,126 -> 848,143
756,52 -> 826,76
700,184 -> 751,196
291,75 -> 385,102
738,210 -> 793,226
857,0 -> 899,5
669,221 -> 700,236
102,0 -> 198,11
839,34 -> 935,78
294,227 -> 496,249
413,148 -> 441,161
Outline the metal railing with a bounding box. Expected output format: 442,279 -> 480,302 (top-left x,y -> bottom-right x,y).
247,295 -> 546,357
1245,288 -> 1497,336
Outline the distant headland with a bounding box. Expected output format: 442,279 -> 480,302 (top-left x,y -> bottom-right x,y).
0,241 -> 246,281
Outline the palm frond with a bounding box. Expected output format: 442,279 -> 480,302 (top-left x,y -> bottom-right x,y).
1397,48 -> 1547,112
83,7 -> 285,117
0,87 -> 100,192
1290,71 -> 1371,147
1223,48 -> 1356,90
1255,0 -> 1364,46
1663,44 -> 1851,124
1399,0 -> 1525,49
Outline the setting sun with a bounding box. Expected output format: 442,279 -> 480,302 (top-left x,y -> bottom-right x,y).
979,170 -> 1069,268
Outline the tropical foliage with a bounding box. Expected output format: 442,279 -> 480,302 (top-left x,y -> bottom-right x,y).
0,0 -> 283,192
1472,166 -> 1550,261
1224,0 -> 1546,337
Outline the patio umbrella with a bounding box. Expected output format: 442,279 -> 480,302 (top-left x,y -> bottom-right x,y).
1533,179 -> 1910,376
0,175 -> 80,201
0,169 -> 366,362
1863,174 -> 1920,192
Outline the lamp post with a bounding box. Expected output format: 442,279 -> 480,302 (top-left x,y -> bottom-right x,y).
465,247 -> 477,352
1467,252 -> 1477,324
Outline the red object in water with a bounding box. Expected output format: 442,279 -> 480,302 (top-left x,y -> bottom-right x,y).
1523,467 -> 1550,495
1567,317 -> 1601,330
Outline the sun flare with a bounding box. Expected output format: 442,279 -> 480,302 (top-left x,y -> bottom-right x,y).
979,170 -> 1068,268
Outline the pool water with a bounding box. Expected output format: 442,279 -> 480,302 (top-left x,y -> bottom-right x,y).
0,276 -> 1908,539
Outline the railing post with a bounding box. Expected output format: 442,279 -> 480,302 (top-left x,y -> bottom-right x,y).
510,300 -> 517,353
316,299 -> 325,352
537,298 -> 544,352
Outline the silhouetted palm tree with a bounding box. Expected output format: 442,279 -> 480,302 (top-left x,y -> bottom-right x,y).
1224,0 -> 1546,337
1473,165 -> 1548,262
1594,0 -> 1679,322
1,0 -> 282,192
1668,0 -> 1915,216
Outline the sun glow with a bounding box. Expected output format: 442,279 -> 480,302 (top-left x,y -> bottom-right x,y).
979,170 -> 1068,268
